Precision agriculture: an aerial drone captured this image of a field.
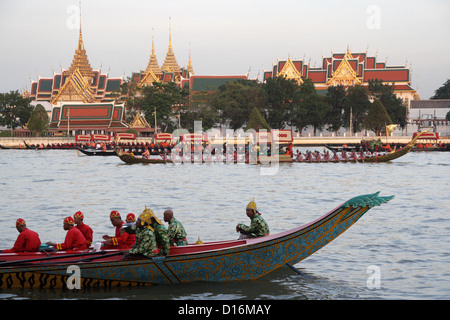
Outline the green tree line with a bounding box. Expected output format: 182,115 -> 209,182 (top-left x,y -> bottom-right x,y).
2,78 -> 449,136
126,77 -> 408,135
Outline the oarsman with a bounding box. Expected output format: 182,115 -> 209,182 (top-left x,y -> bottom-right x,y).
46,216 -> 88,251
74,211 -> 93,246
123,209 -> 159,260
2,219 -> 41,253
163,209 -> 188,246
236,199 -> 270,239
102,210 -> 135,249
124,207 -> 170,256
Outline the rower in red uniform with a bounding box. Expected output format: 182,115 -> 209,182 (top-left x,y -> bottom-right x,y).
74,211 -> 93,246
102,211 -> 135,249
2,219 -> 41,253
46,217 -> 88,251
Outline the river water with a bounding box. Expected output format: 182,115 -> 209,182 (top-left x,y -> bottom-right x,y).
0,148 -> 449,300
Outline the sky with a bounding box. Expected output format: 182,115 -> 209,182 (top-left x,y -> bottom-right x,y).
0,0 -> 449,99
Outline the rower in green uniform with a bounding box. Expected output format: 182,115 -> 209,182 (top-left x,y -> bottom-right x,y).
142,206 -> 170,256
236,198 -> 270,239
123,209 -> 159,260
164,209 -> 188,246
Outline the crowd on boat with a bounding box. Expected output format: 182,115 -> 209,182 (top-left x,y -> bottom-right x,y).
1,199 -> 270,259
293,149 -> 390,162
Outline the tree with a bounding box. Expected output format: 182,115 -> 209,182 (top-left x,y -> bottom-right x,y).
368,79 -> 406,128
345,85 -> 371,133
246,106 -> 270,131
0,90 -> 33,131
446,111 -> 450,121
264,76 -> 301,129
431,79 -> 450,99
363,99 -> 392,136
209,80 -> 266,131
137,82 -> 189,133
27,104 -> 49,136
325,85 -> 347,134
300,79 -> 331,135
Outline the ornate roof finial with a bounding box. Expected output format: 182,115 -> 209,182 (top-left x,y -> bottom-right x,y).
186,42 -> 194,75
68,1 -> 94,80
144,27 -> 161,76
161,17 -> 181,76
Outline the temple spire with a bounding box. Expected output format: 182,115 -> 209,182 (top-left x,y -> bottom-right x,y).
145,28 -> 161,75
68,2 -> 94,81
161,17 -> 181,76
186,42 -> 194,75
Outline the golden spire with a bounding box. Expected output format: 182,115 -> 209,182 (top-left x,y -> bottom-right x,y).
161,17 -> 181,75
186,43 -> 194,75
145,28 -> 161,75
68,3 -> 94,81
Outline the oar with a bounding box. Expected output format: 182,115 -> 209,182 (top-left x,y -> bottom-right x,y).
286,262 -> 305,276
3,250 -> 127,268
0,250 -> 116,267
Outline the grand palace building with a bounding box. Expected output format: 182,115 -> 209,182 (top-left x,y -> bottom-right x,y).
263,49 -> 418,108
22,15 -> 445,137
24,20 -> 248,136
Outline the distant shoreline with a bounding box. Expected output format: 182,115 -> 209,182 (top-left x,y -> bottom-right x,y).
1,135 -> 448,148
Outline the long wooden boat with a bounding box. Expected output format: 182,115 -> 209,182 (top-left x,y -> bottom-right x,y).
0,192 -> 393,288
117,148 -> 293,165
295,130 -> 427,163
77,147 -> 118,156
117,149 -> 172,164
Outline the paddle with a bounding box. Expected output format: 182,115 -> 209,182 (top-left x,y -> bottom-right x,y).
0,250 -> 118,267
0,250 -> 127,268
286,262 -> 305,276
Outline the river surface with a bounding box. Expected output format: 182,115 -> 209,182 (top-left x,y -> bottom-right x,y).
0,148 -> 449,300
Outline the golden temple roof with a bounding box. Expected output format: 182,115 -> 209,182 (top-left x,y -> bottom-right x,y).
186,45 -> 194,75
68,20 -> 94,80
161,18 -> 181,75
327,48 -> 361,86
145,29 -> 162,76
278,57 -> 302,84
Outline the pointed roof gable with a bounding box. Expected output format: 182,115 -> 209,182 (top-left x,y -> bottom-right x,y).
51,68 -> 96,104
278,57 -> 303,84
327,49 -> 361,86
130,113 -> 151,128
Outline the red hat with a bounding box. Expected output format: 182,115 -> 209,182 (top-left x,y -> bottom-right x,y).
64,216 -> 74,225
126,213 -> 136,222
74,211 -> 84,219
16,218 -> 26,227
110,210 -> 121,218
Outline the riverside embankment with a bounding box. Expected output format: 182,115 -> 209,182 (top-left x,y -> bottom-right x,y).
1,134 -> 449,148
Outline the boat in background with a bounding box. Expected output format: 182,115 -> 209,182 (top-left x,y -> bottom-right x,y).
295,130 -> 427,163
0,192 -> 393,288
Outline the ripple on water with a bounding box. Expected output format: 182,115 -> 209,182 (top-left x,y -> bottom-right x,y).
0,149 -> 449,299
